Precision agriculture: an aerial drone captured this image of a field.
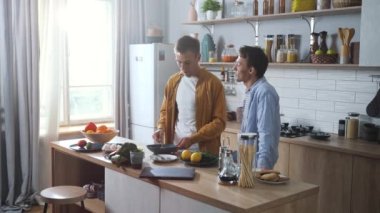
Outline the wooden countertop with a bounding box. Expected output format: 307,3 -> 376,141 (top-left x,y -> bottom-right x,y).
50,137 -> 319,213
225,122 -> 380,159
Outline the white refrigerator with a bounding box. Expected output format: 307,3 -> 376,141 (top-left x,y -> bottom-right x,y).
129,43 -> 177,145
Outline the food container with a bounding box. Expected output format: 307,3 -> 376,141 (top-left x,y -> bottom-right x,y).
311,54 -> 338,64
237,133 -> 257,188
222,44 -> 238,62
333,0 -> 361,8
345,112 -> 359,139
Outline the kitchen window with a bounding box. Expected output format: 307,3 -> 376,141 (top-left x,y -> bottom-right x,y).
60,0 -> 116,126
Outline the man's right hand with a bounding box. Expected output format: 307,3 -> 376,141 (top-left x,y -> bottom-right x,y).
152,129 -> 164,144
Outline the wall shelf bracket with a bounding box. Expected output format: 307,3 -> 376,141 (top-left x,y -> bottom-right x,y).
246,20 -> 259,46
202,24 -> 214,35
370,75 -> 380,89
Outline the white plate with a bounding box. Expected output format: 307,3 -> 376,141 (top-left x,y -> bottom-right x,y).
150,154 -> 178,163
255,175 -> 290,185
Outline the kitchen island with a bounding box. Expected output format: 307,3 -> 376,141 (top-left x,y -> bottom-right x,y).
50,137 -> 319,213
223,121 -> 380,213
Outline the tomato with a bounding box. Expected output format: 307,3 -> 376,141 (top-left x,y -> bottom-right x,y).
77,139 -> 87,148
84,122 -> 97,132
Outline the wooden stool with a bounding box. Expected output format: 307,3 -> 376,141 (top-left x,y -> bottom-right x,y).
40,185 -> 87,213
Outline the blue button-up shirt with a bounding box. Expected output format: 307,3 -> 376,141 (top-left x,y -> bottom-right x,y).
241,77 -> 280,169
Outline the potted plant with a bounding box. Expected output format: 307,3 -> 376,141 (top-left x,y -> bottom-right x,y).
201,0 -> 221,20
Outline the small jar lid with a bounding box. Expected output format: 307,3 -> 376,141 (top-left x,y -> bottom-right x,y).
348,112 -> 360,117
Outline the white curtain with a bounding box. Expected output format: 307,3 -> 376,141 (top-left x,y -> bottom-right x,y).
37,0 -> 67,192
115,0 -> 148,137
0,0 -> 40,212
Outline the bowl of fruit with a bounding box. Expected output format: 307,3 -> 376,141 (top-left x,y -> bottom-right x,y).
81,122 -> 119,144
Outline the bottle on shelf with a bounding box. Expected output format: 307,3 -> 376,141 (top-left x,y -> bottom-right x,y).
319,31 -> 328,54
311,32 -> 320,54
279,0 -> 286,13
263,0 -> 269,15
253,0 -> 259,16
269,0 -> 275,14
264,35 -> 274,62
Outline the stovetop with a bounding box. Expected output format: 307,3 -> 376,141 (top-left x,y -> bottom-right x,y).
280,123 -> 314,138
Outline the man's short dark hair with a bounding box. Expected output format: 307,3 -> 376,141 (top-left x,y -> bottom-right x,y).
175,35 -> 200,55
239,46 -> 268,78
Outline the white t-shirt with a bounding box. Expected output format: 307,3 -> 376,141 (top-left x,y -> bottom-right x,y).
174,76 -> 199,151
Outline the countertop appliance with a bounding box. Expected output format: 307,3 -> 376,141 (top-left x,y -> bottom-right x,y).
129,43 -> 177,145
280,123 -> 314,138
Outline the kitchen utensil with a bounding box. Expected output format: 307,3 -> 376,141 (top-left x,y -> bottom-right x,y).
338,28 -> 355,64
139,167 -> 195,180
310,132 -> 331,140
146,144 -> 178,155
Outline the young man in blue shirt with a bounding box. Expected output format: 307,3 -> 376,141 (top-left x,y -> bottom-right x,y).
233,46 -> 281,170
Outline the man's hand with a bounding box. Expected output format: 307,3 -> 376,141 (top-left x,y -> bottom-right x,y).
177,137 -> 192,149
152,129 -> 164,144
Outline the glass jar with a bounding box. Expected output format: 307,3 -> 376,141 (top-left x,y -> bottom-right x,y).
222,44 -> 238,62
230,0 -> 246,18
264,35 -> 274,62
208,50 -> 217,62
345,112 -> 359,139
237,133 -> 257,188
287,45 -> 298,63
276,45 -> 287,63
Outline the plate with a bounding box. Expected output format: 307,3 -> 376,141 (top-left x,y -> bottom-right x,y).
310,132 -> 331,140
69,143 -> 103,152
150,154 -> 178,163
181,156 -> 218,167
255,175 -> 290,185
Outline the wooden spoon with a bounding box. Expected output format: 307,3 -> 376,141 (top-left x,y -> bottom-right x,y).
338,28 -> 344,44
347,28 -> 355,45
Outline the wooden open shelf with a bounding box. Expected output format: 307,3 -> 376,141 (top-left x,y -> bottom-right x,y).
199,62 -> 379,70
183,6 -> 361,25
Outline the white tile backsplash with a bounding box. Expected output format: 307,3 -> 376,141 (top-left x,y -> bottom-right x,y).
267,77 -> 299,88
278,88 -> 316,99
299,99 -> 334,111
316,111 -> 347,122
300,79 -> 336,90
334,102 -> 367,114
336,80 -> 377,93
317,69 -> 356,80
356,92 -> 376,104
317,90 -> 355,102
225,67 -> 379,134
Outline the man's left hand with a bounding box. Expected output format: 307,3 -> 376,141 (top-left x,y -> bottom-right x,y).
177,137 -> 192,149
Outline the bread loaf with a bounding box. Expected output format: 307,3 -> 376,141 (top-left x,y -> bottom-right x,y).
260,172 -> 280,181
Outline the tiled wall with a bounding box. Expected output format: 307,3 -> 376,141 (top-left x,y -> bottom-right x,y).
225,67 -> 380,134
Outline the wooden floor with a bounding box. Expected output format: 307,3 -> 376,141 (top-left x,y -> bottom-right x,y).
29,204 -> 51,213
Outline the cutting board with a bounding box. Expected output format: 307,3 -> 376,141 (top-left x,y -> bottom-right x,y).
139,167 -> 195,180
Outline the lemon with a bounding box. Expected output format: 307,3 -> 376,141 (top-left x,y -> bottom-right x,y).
190,152 -> 202,163
315,49 -> 323,55
181,150 -> 192,161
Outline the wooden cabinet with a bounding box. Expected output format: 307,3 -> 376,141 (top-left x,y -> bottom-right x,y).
288,144 -> 353,213
351,156 -> 380,213
105,168 -> 160,213
273,142 -> 289,176
359,0 -> 380,66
